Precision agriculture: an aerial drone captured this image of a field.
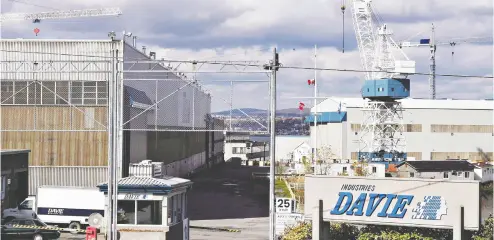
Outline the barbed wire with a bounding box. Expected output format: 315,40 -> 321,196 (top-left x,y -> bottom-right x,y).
0,49 -> 492,79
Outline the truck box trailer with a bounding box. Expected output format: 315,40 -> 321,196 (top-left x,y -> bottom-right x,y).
3,186 -> 105,229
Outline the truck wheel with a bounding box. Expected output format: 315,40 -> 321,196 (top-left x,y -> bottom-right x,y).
32,234 -> 43,240
68,221 -> 81,231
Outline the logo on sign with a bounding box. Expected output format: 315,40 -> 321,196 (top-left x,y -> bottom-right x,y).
47,208 -> 64,215
329,184 -> 447,220
411,196 -> 448,220
123,194 -> 147,200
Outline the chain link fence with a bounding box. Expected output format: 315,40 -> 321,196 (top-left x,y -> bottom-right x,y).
121,59 -> 270,134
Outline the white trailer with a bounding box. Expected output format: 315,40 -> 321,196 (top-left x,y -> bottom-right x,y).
3,186 -> 105,229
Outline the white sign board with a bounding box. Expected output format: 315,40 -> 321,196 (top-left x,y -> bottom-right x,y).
275,213 -> 304,235
118,193 -> 153,200
275,197 -> 295,213
304,176 -> 480,230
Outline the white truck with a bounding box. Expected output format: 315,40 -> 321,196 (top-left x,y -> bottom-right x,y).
2,186 -> 105,230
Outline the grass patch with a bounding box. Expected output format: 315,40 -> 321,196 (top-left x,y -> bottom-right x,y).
275,178 -> 292,198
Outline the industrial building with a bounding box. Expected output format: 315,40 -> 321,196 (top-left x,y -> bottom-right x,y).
0,39 -> 224,194
307,97 -> 493,161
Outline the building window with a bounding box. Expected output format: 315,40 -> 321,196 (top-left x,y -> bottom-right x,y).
168,193 -> 186,226
409,172 -> 415,178
0,80 -> 107,105
391,87 -> 394,92
464,172 -> 470,178
137,201 -> 162,225
342,167 -> 347,173
117,200 -> 136,224
167,196 -> 173,225
232,147 -> 246,154
1,176 -> 5,200
372,167 -> 377,173
117,199 -> 162,225
457,171 -> 463,177
443,172 -> 449,178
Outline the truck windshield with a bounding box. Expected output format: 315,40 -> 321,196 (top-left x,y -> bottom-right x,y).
19,200 -> 33,209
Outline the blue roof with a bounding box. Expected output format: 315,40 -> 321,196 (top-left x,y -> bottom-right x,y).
305,111 -> 347,123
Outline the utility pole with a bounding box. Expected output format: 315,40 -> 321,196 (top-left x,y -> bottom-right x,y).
429,23 -> 436,99
266,48 -> 279,240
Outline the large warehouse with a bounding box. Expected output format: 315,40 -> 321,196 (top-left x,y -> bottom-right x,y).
307,97 -> 493,161
0,39 -> 224,194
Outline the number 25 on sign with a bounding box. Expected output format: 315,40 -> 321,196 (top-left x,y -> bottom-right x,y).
275,198 -> 294,213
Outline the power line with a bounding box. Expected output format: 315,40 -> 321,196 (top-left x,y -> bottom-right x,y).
0,49 -> 492,79
278,65 -> 494,79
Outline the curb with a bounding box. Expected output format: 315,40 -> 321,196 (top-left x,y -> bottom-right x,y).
190,226 -> 241,233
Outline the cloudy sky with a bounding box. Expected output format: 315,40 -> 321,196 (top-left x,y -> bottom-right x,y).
1,0 -> 492,112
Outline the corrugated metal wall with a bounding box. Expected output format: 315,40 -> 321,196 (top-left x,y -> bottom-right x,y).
28,166 -> 120,195
122,43 -> 211,129
0,39 -> 121,82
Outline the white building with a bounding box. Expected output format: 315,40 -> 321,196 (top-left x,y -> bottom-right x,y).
223,133 -> 268,163
309,97 -> 493,161
275,136 -> 310,162
292,142 -> 312,164
313,160 -> 386,177
472,162 -> 494,183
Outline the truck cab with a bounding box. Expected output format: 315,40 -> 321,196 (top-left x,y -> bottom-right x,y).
2,196 -> 37,222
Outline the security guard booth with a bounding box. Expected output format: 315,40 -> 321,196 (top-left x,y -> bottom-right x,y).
97,176 -> 193,240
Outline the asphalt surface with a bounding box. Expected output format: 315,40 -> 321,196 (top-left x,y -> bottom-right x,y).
188,162 -> 270,240
59,162 -> 270,240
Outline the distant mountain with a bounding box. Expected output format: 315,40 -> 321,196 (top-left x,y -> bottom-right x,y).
212,108 -> 310,117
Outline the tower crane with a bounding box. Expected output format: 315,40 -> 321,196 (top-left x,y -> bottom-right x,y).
399,24 -> 493,99
350,0 -> 415,162
0,7 -> 122,23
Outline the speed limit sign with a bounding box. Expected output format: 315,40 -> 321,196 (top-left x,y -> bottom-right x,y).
275,197 -> 295,213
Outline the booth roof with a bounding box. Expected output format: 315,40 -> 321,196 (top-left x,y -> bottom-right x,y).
97,176 -> 193,193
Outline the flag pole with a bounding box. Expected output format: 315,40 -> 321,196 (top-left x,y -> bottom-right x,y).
313,44 -> 318,168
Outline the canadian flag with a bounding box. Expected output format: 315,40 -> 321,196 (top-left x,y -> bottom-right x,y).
298,102 -> 305,110
307,79 -> 315,85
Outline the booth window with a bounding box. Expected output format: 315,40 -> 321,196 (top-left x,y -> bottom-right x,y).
167,192 -> 188,226
117,201 -> 136,224
118,200 -> 162,225
137,201 -> 162,225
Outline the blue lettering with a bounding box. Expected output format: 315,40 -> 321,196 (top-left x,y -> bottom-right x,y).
377,194 -> 396,217
365,193 -> 386,217
388,195 -> 414,218
330,192 -> 353,215
330,192 -> 414,219
346,193 -> 366,216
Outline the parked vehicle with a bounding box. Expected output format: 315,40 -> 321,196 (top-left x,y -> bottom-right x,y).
2,186 -> 105,230
1,218 -> 60,240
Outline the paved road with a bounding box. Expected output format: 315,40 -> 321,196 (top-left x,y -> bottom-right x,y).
188,162 -> 270,240
60,162 -> 270,240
